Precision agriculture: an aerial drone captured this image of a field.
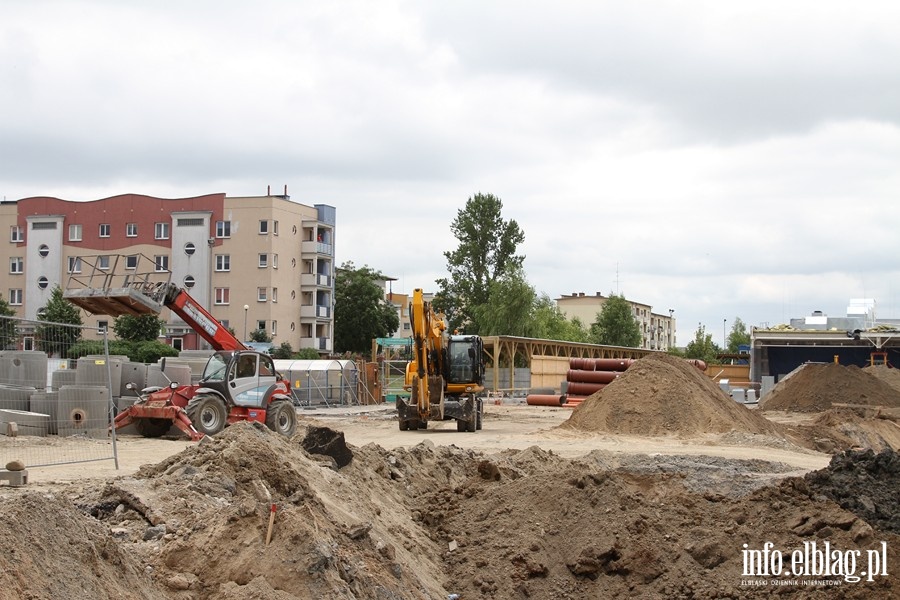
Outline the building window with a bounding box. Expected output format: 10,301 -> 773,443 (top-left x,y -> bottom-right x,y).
256,320 -> 266,332
126,223 -> 138,237
184,275 -> 195,288
290,322 -> 295,331
215,288 -> 230,305
99,224 -> 111,238
154,255 -> 169,271
177,218 -> 203,227
10,226 -> 23,243
273,221 -> 279,236
272,320 -> 277,335
259,220 -> 268,234
38,244 -> 50,258
257,287 -> 267,302
272,288 -> 277,303
68,257 -> 82,273
215,255 -> 230,272
32,222 -> 56,230
98,255 -> 110,270
9,257 -> 23,274
8,289 -> 22,305
37,276 -> 49,289
184,242 -> 196,256
258,254 -> 268,268
69,224 -> 82,241
98,320 -> 108,334
155,222 -> 170,240
216,220 -> 231,238
125,255 -> 138,270
272,254 -> 278,269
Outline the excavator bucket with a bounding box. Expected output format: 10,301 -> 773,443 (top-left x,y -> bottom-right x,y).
62,254 -> 170,317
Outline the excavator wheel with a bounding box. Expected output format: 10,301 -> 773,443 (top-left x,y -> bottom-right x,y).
265,399 -> 298,437
133,417 -> 172,438
186,394 -> 227,436
399,418 -> 409,431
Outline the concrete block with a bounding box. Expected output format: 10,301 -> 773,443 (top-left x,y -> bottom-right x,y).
51,369 -> 77,391
0,409 -> 50,437
29,391 -> 59,434
0,385 -> 36,411
0,469 -> 28,486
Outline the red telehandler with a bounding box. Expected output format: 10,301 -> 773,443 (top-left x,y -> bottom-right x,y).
64,258 -> 297,441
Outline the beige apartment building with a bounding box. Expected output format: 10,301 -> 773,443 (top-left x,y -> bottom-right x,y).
556,292 -> 676,351
0,190 -> 335,354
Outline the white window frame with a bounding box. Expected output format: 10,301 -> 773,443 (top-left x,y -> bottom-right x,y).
8,289 -> 22,305
126,223 -> 138,237
9,257 -> 23,274
216,220 -> 231,238
215,287 -> 230,305
99,223 -> 111,238
68,257 -> 82,273
125,255 -> 138,270
257,287 -> 267,302
272,254 -> 278,269
272,288 -> 278,303
259,220 -> 268,234
273,220 -> 279,236
10,226 -> 23,243
154,255 -> 169,272
154,222 -> 170,240
215,255 -> 230,272
69,224 -> 82,242
272,320 -> 277,335
98,255 -> 110,270
258,254 -> 268,268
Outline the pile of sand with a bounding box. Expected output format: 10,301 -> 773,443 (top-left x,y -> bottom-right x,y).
2,422 -> 899,599
761,363 -> 900,412
864,364 -> 900,393
562,353 -> 782,438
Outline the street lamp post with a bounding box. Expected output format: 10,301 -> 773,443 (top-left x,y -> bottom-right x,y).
244,304 -> 249,341
723,318 -> 727,351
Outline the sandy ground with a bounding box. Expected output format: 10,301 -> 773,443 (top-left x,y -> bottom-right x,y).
10,402 -> 830,488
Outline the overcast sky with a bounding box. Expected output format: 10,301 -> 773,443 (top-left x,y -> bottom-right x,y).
3,1 -> 899,346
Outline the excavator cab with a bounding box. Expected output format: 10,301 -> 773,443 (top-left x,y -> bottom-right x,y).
446,335 -> 484,386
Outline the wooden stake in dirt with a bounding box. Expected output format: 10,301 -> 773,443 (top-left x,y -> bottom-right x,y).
265,503 -> 277,546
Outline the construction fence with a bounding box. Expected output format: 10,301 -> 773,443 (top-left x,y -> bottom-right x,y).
0,316 -> 118,473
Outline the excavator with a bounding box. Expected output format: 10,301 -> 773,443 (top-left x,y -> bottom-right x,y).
64,267 -> 297,441
397,288 -> 485,432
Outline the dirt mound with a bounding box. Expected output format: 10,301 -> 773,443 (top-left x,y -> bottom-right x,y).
805,448 -> 900,533
4,420 -> 899,599
562,353 -> 782,438
761,363 -> 900,412
864,365 -> 900,393
0,493 -> 165,600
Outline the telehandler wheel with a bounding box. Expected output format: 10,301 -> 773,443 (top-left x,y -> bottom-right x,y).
133,417 -> 172,438
186,395 -> 227,436
266,400 -> 298,437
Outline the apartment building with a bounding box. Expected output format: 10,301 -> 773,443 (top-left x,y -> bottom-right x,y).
556,292 -> 676,350
0,190 -> 335,354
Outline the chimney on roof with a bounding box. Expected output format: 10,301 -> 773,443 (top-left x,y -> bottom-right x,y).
267,185 -> 271,196
284,184 -> 288,196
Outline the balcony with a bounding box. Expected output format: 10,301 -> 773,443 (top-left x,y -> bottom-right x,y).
300,273 -> 332,288
300,304 -> 332,319
298,337 -> 332,352
301,241 -> 333,256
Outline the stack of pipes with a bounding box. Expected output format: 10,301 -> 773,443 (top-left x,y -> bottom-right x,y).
561,358 -> 635,407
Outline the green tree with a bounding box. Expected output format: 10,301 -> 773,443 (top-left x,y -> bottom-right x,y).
334,262 -> 400,354
0,293 -> 17,350
295,347 -> 321,360
726,317 -> 751,353
590,294 -> 642,347
684,324 -> 720,363
434,193 -> 525,333
36,286 -> 83,357
531,295 -> 590,342
473,265 -> 535,337
271,341 -> 294,359
249,328 -> 272,343
113,314 -> 164,342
